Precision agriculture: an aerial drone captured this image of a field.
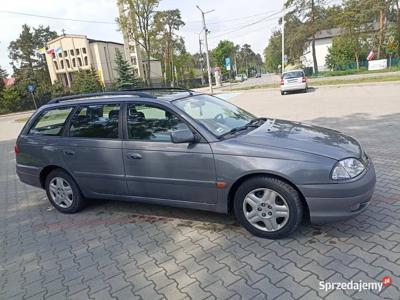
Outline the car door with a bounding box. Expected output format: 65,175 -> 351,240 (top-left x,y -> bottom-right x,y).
62,102 -> 127,197
122,102 -> 217,207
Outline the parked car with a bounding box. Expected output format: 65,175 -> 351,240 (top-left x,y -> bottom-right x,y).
235,74 -> 244,82
242,74 -> 248,80
281,70 -> 308,95
16,89 -> 376,239
255,73 -> 262,78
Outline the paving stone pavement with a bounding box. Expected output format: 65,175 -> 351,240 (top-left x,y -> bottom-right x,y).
1,112 -> 399,300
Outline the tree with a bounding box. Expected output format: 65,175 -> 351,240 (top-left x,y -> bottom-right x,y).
286,0 -> 327,74
212,40 -> 236,77
118,0 -> 159,87
8,24 -> 57,109
326,36 -> 356,69
338,0 -> 375,69
114,49 -> 138,89
264,31 -> 282,72
153,9 -> 185,86
71,69 -> 103,94
0,87 -> 22,114
0,66 -> 7,93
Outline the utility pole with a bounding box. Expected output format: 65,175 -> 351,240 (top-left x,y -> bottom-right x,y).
196,5 -> 214,94
281,0 -> 285,74
198,32 -> 205,86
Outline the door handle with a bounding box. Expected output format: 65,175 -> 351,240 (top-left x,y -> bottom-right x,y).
63,150 -> 75,156
127,152 -> 142,160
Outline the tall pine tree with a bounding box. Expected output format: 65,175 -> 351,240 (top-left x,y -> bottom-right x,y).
114,49 -> 138,90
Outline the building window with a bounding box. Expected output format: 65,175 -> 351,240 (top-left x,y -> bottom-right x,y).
63,50 -> 68,57
51,53 -> 56,59
72,58 -> 76,67
76,49 -> 80,55
82,47 -> 87,54
58,52 -> 62,58
66,59 -> 70,68
54,61 -> 58,70
60,60 -> 64,69
84,56 -> 88,66
131,57 -> 137,65
70,49 -> 74,56
78,57 -> 82,67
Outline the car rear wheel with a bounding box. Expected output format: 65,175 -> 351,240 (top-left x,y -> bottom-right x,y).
234,176 -> 303,239
281,91 -> 285,95
45,169 -> 85,213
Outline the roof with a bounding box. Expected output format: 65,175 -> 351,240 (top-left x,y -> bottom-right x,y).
87,38 -> 124,46
311,22 -> 380,41
3,77 -> 15,87
47,34 -> 123,46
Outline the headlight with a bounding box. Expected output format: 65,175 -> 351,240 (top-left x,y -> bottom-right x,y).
331,158 -> 365,180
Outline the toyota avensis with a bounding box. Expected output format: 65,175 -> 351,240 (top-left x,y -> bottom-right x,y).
16,89 -> 376,239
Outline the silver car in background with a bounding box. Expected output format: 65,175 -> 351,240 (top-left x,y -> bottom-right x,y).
281,70 -> 308,95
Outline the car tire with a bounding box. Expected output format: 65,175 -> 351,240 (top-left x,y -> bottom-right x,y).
281,91 -> 285,95
304,88 -> 308,93
233,176 -> 303,239
45,169 -> 85,213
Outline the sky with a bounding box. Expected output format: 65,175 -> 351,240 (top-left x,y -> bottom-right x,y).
0,0 -> 285,76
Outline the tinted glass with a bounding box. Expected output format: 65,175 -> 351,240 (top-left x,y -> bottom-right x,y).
29,107 -> 73,136
69,104 -> 120,138
283,71 -> 304,79
173,95 -> 254,137
127,104 -> 186,141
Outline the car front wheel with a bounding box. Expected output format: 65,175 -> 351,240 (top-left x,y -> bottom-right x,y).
234,176 -> 303,239
45,169 -> 85,213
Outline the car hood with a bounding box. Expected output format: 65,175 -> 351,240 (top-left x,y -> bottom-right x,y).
236,119 -> 361,160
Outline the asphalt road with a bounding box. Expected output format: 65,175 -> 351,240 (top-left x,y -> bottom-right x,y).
1,83 -> 400,299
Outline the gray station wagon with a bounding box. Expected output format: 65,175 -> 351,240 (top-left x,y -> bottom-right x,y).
16,89 -> 376,239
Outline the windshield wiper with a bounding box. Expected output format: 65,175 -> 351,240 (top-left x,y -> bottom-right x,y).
219,117 -> 266,138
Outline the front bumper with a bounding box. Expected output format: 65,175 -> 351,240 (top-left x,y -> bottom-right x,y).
299,161 -> 376,223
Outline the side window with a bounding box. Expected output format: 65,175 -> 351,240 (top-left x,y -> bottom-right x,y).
127,104 -> 186,141
29,107 -> 73,136
69,104 -> 120,139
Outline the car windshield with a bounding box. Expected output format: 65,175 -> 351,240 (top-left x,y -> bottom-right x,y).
283,71 -> 304,79
173,94 -> 256,137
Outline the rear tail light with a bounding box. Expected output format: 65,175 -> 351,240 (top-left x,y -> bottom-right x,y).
14,144 -> 20,155
280,77 -> 284,85
302,76 -> 307,83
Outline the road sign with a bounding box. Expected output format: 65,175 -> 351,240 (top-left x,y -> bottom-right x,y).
225,57 -> 231,71
284,55 -> 288,63
27,84 -> 36,93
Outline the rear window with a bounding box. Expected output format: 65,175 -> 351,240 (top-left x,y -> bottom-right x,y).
29,107 -> 73,136
283,71 -> 304,79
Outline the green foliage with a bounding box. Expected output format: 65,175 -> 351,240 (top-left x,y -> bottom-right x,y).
326,36 -> 356,69
0,87 -> 22,114
114,49 -> 139,90
0,66 -> 7,93
212,40 -> 236,75
264,31 -> 282,72
71,69 -> 103,94
51,81 -> 67,98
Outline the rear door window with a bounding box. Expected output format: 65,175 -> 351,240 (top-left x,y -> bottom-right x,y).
69,104 -> 120,139
29,107 -> 73,136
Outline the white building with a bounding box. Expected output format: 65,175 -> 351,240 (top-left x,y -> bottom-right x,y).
302,28 -> 342,72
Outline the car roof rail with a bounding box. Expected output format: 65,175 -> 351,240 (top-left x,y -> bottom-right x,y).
48,91 -> 156,104
123,87 -> 194,95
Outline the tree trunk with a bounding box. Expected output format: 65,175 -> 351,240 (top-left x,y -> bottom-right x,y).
311,0 -> 318,74
311,36 -> 318,74
355,52 -> 360,70
377,9 -> 385,59
146,50 -> 151,87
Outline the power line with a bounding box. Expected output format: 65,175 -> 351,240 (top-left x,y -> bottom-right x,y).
0,10 -> 117,25
209,10 -> 283,40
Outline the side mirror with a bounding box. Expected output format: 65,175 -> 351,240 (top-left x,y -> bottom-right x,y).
171,126 -> 195,143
